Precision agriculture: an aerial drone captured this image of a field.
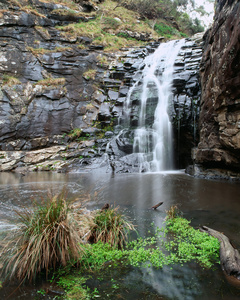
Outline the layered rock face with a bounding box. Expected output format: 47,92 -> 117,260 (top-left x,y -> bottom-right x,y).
193,0 -> 240,178
106,38 -> 202,172
0,0 -> 105,171
0,0 -> 203,173
0,0 -> 156,172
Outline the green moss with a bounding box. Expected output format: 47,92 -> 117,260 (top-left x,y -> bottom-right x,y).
2,75 -> 21,86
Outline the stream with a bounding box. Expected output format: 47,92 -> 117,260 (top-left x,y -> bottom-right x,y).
0,171 -> 240,299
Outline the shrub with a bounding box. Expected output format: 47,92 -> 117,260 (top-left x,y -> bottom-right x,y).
166,204 -> 180,219
0,192 -> 92,283
87,207 -> 135,249
154,22 -> 177,36
68,128 -> 82,139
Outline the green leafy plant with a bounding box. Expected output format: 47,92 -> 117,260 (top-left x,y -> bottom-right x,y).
57,275 -> 93,300
36,289 -> 46,296
68,128 -> 82,139
87,207 -> 135,249
154,22 -> 177,37
165,217 -> 220,268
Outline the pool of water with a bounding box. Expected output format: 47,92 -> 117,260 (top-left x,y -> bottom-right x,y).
0,171 -> 240,299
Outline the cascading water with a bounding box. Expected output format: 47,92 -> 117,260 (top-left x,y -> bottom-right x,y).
123,39 -> 185,172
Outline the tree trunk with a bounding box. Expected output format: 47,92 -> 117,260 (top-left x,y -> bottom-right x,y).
201,226 -> 240,279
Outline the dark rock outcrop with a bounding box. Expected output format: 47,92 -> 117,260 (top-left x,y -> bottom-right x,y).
0,0 -> 115,171
0,0 -> 157,172
106,38 -> 202,171
192,0 -> 240,179
0,0 -> 202,173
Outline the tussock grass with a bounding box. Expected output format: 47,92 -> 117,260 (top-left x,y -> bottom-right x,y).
88,206 -> 134,249
83,69 -> 97,80
0,192 -> 92,283
2,75 -> 21,86
0,192 -> 134,284
166,205 -> 180,219
35,77 -> 66,87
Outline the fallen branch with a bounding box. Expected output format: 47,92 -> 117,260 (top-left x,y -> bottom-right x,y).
200,226 -> 240,279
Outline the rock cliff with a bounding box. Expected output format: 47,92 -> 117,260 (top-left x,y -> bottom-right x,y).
192,0 -> 240,179
0,0 -> 202,173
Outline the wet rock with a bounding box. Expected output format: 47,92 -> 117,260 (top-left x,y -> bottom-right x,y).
115,97 -> 126,106
105,131 -> 114,137
108,90 -> 118,101
193,0 -> 240,175
117,30 -> 153,42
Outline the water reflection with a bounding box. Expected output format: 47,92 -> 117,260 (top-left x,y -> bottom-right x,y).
0,171 -> 240,299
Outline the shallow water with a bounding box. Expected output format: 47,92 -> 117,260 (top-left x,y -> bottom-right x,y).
0,171 -> 240,299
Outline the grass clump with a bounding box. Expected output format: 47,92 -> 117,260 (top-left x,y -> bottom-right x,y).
0,192 -> 90,283
83,69 -> 97,81
97,54 -> 109,67
57,274 -> 95,300
35,77 -> 66,87
166,204 -> 180,219
56,0 -> 157,51
88,207 -> 135,249
2,75 -> 21,86
68,128 -> 82,139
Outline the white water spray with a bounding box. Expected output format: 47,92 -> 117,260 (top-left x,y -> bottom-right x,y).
125,39 -> 185,172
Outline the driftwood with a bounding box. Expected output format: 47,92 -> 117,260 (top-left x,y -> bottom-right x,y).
201,226 -> 240,279
151,202 -> 163,210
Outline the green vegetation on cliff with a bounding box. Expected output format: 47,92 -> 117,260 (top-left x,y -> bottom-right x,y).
55,0 -> 205,48
9,0 -> 205,53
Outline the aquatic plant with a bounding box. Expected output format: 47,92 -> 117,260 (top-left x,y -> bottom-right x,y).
55,212 -> 220,298
166,204 -> 180,219
165,216 -> 220,268
57,274 -> 97,300
0,192 -> 91,283
87,207 -> 135,249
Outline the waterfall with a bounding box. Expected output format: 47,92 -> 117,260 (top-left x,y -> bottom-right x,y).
123,39 -> 185,172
